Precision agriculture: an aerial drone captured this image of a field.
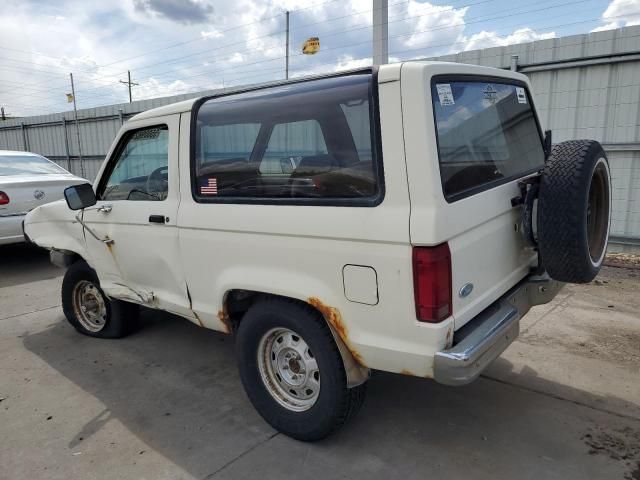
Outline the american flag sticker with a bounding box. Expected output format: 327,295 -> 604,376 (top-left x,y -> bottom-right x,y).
200,177 -> 218,195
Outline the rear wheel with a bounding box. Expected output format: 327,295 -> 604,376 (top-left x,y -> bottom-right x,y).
537,140 -> 611,283
236,299 -> 366,441
62,260 -> 139,338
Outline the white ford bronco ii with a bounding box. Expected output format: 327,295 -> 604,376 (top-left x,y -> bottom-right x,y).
24,62 -> 612,441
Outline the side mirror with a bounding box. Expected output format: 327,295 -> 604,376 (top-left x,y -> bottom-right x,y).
64,183 -> 97,210
543,129 -> 552,161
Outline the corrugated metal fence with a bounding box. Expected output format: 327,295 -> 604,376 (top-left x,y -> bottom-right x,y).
1,25 -> 640,248
0,90 -> 222,181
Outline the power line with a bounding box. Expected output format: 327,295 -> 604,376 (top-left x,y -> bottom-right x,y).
3,2 -> 635,114
0,0 -> 600,101
59,0 -> 501,95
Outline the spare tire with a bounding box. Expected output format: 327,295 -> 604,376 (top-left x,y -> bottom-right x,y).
537,140 -> 611,283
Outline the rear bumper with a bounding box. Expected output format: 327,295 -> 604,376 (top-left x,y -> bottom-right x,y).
433,274 -> 563,386
0,213 -> 27,245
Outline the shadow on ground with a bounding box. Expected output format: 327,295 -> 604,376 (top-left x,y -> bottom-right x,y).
22,310 -> 640,480
0,243 -> 62,288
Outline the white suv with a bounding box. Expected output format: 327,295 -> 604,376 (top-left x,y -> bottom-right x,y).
24,62 -> 611,441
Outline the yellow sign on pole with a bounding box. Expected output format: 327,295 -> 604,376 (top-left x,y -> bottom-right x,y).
302,37 -> 320,55
66,93 -> 74,103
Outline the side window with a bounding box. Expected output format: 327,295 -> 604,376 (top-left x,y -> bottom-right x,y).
199,123 -> 260,166
100,126 -> 169,201
193,74 -> 381,204
341,100 -> 372,161
261,120 -> 327,174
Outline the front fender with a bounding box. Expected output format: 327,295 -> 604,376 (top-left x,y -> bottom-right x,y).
24,200 -> 88,261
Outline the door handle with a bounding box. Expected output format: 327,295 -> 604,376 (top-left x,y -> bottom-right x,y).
149,215 -> 166,224
97,204 -> 112,213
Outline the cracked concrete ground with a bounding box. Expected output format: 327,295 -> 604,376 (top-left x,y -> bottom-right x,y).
1,243 -> 639,480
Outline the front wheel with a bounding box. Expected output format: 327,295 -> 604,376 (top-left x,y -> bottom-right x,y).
235,299 -> 366,441
61,260 -> 139,338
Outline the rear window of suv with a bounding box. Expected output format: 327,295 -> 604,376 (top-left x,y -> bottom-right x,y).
431,78 -> 545,201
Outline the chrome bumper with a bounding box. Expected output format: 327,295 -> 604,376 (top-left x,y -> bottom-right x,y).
433,274 -> 563,386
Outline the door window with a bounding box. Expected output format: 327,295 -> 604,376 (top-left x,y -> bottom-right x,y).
100,126 -> 169,201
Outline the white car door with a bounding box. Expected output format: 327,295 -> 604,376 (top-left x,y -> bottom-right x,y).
82,115 -> 190,316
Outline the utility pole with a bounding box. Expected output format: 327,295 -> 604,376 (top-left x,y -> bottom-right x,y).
373,0 -> 388,66
285,11 -> 290,79
119,70 -> 139,103
1,107 -> 5,121
69,73 -> 84,177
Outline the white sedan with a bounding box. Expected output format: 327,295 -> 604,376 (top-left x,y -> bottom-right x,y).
0,150 -> 87,245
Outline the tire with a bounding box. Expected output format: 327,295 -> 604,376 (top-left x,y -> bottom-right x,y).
538,140 -> 611,283
235,298 -> 366,441
61,260 -> 139,338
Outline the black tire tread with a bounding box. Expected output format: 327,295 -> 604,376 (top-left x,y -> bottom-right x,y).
538,140 -> 609,283
236,298 -> 366,441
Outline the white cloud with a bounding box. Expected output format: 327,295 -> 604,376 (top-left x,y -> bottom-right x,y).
462,28 -> 556,51
136,77 -> 212,98
228,52 -> 244,63
201,29 -> 223,39
591,0 -> 640,32
0,0 -> 582,117
401,2 -> 468,48
333,55 -> 372,71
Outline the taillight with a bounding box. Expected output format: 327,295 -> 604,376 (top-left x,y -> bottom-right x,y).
0,191 -> 9,205
412,243 -> 452,323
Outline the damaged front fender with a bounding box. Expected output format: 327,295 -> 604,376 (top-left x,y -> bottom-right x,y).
24,200 -> 88,263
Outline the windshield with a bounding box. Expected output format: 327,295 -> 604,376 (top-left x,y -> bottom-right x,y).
0,154 -> 68,176
432,79 -> 544,201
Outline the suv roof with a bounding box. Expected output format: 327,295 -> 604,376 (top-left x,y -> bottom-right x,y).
128,61 -> 525,123
129,67 -> 377,122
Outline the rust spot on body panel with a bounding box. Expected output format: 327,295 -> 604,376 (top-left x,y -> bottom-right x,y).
400,369 -> 415,376
307,297 -> 365,366
446,326 -> 453,348
217,308 -> 232,334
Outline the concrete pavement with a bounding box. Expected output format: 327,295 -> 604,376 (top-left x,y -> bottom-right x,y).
1,244 -> 639,480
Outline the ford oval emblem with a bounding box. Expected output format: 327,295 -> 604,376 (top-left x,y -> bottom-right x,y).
459,283 -> 474,298
33,190 -> 45,200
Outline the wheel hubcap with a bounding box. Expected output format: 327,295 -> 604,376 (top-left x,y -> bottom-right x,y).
257,328 -> 320,412
72,280 -> 107,332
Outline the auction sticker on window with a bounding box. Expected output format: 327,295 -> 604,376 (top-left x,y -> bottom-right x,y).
436,84 -> 455,106
516,87 -> 527,104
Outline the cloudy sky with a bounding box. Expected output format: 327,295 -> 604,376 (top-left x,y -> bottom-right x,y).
1,0 -> 639,117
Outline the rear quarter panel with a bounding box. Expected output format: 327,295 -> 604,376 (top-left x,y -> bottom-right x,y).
400,62 -> 541,329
